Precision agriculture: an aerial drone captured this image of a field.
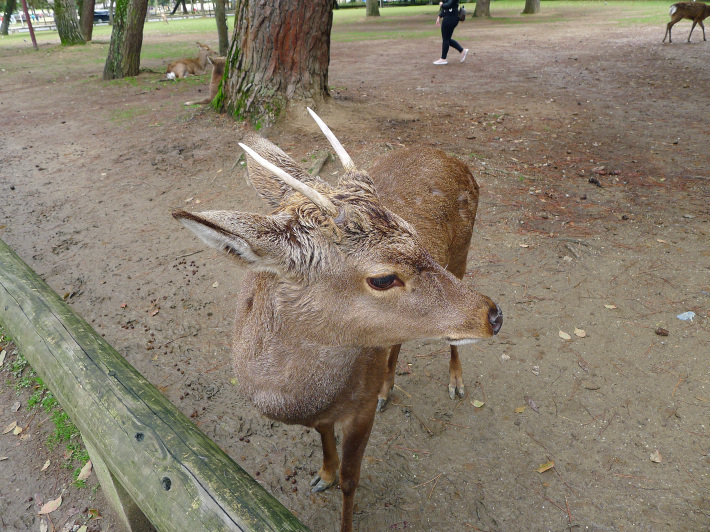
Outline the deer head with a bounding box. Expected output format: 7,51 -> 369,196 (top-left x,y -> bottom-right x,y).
173,109 -> 501,349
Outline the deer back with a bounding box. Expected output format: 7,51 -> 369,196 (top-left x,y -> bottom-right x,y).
368,147 -> 479,278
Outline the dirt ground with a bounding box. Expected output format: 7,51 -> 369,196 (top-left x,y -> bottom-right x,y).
1,6 -> 709,531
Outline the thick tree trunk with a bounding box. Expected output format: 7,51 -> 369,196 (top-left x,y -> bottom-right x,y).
215,0 -> 228,56
366,0 -> 380,17
220,0 -> 333,126
1,0 -> 17,35
522,0 -> 540,15
103,0 -> 149,79
54,0 -> 86,45
473,0 -> 490,18
80,0 -> 96,41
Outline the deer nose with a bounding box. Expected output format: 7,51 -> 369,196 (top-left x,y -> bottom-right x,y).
489,304 -> 503,335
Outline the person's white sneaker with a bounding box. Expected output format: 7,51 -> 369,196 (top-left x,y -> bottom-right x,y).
433,58 -> 448,65
460,49 -> 469,63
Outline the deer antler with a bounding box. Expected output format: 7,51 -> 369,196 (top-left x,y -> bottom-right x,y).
307,107 -> 356,172
239,142 -> 338,217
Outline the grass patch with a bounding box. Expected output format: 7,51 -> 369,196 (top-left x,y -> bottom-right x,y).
1,322 -> 90,488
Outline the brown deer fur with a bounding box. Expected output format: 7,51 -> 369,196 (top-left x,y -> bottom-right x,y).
368,147 -> 482,409
184,56 -> 225,106
173,111 -> 502,532
166,42 -> 216,79
663,2 -> 710,43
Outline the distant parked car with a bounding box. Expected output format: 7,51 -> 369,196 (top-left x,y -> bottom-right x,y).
93,9 -> 110,22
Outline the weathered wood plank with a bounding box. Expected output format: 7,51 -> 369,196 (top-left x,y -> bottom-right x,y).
0,238 -> 309,532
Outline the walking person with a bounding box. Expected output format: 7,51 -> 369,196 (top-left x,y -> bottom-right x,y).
434,0 -> 468,65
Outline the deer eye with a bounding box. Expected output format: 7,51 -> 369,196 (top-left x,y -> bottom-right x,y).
367,274 -> 403,291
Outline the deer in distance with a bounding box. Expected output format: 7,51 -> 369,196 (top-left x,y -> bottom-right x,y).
663,2 -> 710,43
184,56 -> 226,106
173,109 -> 503,532
166,42 -> 217,80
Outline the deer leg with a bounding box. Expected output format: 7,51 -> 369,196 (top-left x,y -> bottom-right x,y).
448,345 -> 465,399
338,406 -> 377,532
310,423 -> 340,493
663,22 -> 672,42
700,21 -> 706,41
376,344 -> 402,412
688,21 -> 698,42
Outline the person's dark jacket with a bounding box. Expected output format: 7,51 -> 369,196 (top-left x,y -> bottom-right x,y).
439,0 -> 459,17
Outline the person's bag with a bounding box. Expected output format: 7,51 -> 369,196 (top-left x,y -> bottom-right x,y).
458,6 -> 466,21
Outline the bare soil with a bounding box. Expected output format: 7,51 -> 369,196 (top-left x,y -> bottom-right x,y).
1,7 -> 709,531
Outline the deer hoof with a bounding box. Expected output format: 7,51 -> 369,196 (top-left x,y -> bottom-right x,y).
449,384 -> 465,399
376,398 -> 387,413
310,474 -> 337,493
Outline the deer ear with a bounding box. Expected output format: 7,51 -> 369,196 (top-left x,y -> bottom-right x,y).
173,210 -> 290,273
242,134 -> 325,208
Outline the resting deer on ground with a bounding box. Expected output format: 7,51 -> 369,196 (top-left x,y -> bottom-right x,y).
166,42 -> 216,80
173,109 -> 502,532
663,2 -> 710,43
184,56 -> 225,106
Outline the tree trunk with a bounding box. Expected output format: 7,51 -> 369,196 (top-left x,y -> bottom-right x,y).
54,0 -> 86,45
103,0 -> 149,79
220,0 -> 333,127
1,0 -> 17,35
366,0 -> 379,17
522,0 -> 540,15
215,0 -> 228,56
473,0 -> 490,18
80,0 -> 96,41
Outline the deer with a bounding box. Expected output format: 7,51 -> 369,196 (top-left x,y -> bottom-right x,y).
663,2 -> 710,43
172,108 -> 503,532
166,42 -> 217,80
184,56 -> 226,106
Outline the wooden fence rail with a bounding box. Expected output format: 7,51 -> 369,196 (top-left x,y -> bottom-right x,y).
0,238 -> 309,532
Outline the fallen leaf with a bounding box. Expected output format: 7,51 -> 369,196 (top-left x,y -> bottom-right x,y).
40,518 -> 49,532
524,396 -> 540,414
519,243 -> 530,248
574,327 -> 586,338
212,281 -> 219,288
11,401 -> 21,412
559,330 -> 571,340
13,425 -> 22,436
0,349 -> 6,366
0,456 -> 8,461
2,421 -> 17,434
514,406 -> 526,414
77,527 -> 88,532
41,459 -> 51,471
604,304 -> 617,309
471,399 -> 485,408
120,303 -> 127,309
650,450 -> 662,463
655,327 -> 669,337
656,239 -> 667,243
88,508 -> 101,519
38,495 -> 62,515
150,309 -> 160,317
536,460 -> 555,473
77,460 -> 92,481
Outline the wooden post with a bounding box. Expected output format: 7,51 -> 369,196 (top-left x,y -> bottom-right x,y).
0,238 -> 309,532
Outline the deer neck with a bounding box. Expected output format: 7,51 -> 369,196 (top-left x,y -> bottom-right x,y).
230,272 -> 388,424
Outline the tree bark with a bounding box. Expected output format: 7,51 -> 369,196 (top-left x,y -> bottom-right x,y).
54,0 -> 86,45
366,0 -> 380,17
1,0 -> 17,35
80,0 -> 96,41
220,0 -> 333,127
103,0 -> 149,79
215,0 -> 228,56
522,0 -> 540,15
473,0 -> 490,18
